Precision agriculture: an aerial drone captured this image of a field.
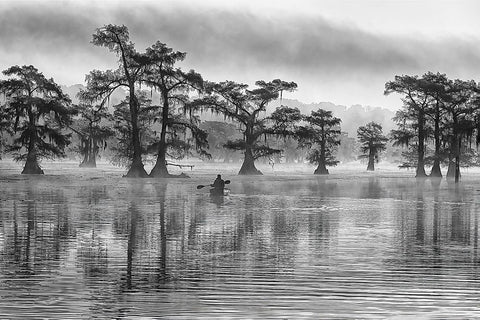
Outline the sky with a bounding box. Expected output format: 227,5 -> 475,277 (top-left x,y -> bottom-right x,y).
1,0 -> 479,110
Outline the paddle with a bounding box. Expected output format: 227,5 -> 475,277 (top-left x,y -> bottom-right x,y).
197,180 -> 230,189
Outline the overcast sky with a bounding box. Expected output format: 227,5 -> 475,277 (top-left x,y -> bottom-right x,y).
1,0 -> 479,110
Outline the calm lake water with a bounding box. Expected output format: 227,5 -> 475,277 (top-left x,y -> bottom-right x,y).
1,161 -> 480,319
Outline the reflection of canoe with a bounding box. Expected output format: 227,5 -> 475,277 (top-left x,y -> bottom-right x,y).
209,188 -> 230,196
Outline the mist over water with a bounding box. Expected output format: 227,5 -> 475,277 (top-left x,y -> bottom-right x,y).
1,160 -> 480,319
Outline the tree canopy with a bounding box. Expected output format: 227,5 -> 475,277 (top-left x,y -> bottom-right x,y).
357,121 -> 388,171
0,65 -> 73,174
194,79 -> 299,175
70,94 -> 114,168
297,109 -> 342,175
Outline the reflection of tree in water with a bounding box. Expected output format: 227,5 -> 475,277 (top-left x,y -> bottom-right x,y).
0,185 -> 74,287
191,194 -> 333,274
359,177 -> 385,199
81,184 -> 108,206
0,176 -> 340,317
433,188 -> 440,248
76,184 -> 111,236
388,181 -> 479,274
307,177 -> 339,198
70,179 -> 338,296
77,234 -> 108,277
241,211 -> 254,235
187,196 -> 207,246
474,205 -> 479,263
112,181 -> 149,236
103,182 -> 173,291
450,189 -> 471,244
271,198 -> 298,237
309,176 -> 327,194
74,183 -> 139,320
75,186 -> 110,277
163,179 -> 337,276
415,184 -> 425,244
154,193 -> 292,277
125,203 -> 139,289
159,186 -> 167,276
306,211 -> 332,243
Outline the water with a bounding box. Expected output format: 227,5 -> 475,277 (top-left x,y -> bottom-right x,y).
1,161 -> 480,319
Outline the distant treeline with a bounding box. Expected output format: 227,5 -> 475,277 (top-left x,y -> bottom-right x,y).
0,25 -> 479,181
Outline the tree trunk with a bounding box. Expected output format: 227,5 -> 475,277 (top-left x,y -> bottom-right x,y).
150,147 -> 170,177
239,146 -> 262,175
126,158 -> 149,178
88,149 -> 97,167
22,127 -> 43,174
430,103 -> 442,177
446,156 -> 456,178
125,89 -> 148,178
446,120 -> 461,181
446,155 -> 461,180
79,137 -> 97,168
22,153 -> 43,174
314,142 -> 328,174
150,93 -> 172,178
79,152 -> 89,167
79,158 -> 97,168
455,136 -> 461,183
367,148 -> 375,171
430,161 -> 442,178
314,162 -> 329,174
416,111 -> 427,178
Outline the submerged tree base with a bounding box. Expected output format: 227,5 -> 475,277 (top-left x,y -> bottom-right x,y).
238,159 -> 262,175
79,161 -> 97,168
430,163 -> 442,178
314,163 -> 329,175
149,160 -> 191,178
366,157 -> 375,171
415,167 -> 428,178
238,168 -> 263,175
314,167 -> 329,175
22,160 -> 44,174
446,171 -> 461,181
149,164 -> 168,178
124,162 -> 149,178
446,162 -> 460,180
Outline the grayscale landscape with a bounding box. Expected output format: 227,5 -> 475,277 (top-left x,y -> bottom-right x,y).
1,0 -> 480,319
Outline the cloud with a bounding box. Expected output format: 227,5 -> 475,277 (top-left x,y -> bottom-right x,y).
111,3 -> 480,79
0,1 -> 479,107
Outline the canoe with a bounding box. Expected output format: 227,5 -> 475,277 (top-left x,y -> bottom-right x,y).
209,188 -> 230,196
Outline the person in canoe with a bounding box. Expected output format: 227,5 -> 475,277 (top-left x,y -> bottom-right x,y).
210,174 -> 225,196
